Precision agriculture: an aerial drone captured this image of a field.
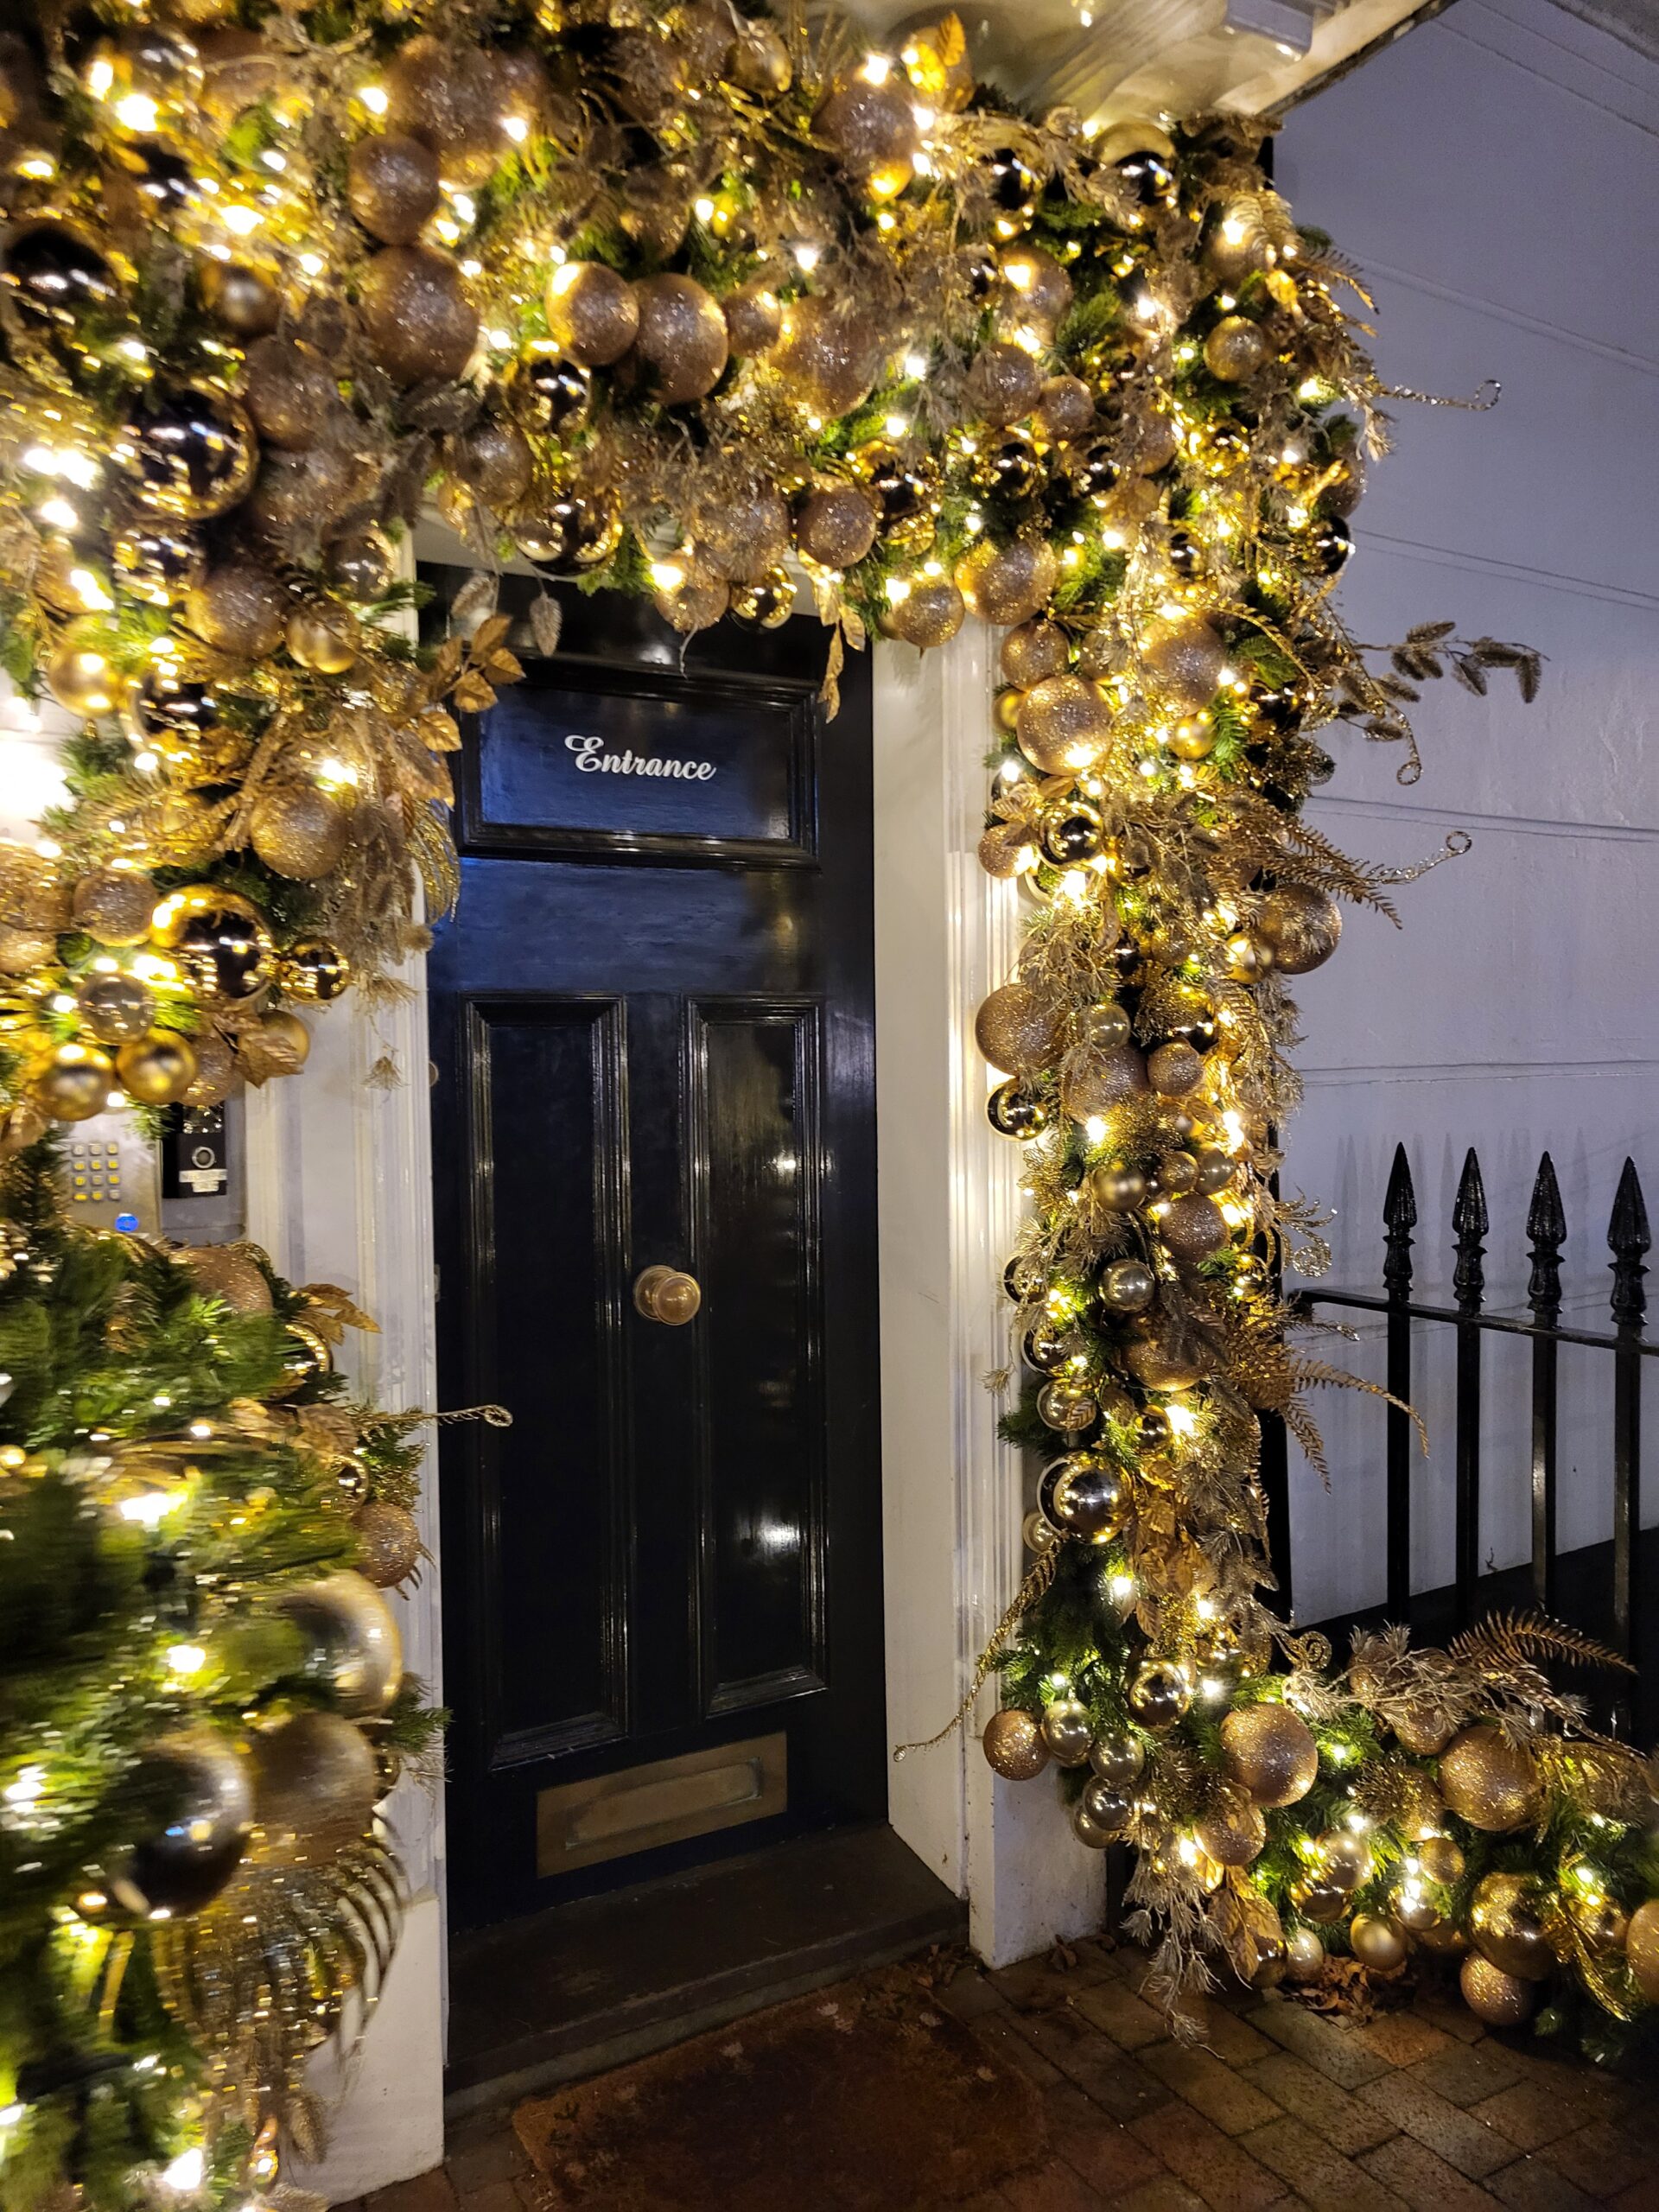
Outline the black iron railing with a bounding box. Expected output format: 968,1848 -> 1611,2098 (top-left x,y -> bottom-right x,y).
1266,1146 -> 1655,1722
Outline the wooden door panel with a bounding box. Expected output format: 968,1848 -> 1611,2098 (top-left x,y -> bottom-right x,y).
688,1001 -> 827,1717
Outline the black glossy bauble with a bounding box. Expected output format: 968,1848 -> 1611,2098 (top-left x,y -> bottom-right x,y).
1308,516 -> 1352,574
1249,680 -> 1304,734
960,243 -> 1000,301
1167,530 -> 1202,578
1116,149 -> 1177,208
508,351 -> 592,436
1,219 -> 122,340
513,494 -> 622,575
111,380 -> 257,522
113,524 -> 204,607
1066,439 -> 1121,504
988,1078 -> 1049,1138
987,146 -> 1039,218
1039,803 -> 1106,865
1161,993 -> 1218,1055
1106,938 -> 1142,982
135,670 -> 217,743
119,143 -> 198,210
975,431 -> 1042,504
862,445 -> 932,530
1022,1318 -> 1070,1372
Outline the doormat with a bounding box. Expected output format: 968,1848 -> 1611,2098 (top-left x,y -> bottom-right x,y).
513,1964 -> 1046,2210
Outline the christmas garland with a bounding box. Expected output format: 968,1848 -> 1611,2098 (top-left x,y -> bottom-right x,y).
0,2 -> 1655,2200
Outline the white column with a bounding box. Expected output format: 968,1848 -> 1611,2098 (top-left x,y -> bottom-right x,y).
873,630 -> 1104,1966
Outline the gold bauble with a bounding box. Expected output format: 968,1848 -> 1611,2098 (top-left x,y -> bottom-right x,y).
1286,1928 -> 1325,1982
772,294 -> 882,417
1319,1827 -> 1375,1892
1626,1898 -> 1659,2003
627,274 -> 728,405
78,972 -> 154,1045
998,245 -> 1072,335
1041,1696 -> 1095,1766
1195,1788 -> 1267,1867
1439,1725 -> 1541,1833
1255,885 -> 1343,976
449,416 -> 534,512
966,340 -> 1042,428
284,605 -> 358,676
1141,616 -> 1227,711
353,1499 -> 423,1589
1416,1834 -> 1465,1885
151,886 -> 276,1004
1015,673 -> 1111,773
977,822 -> 1033,880
882,578 -> 965,650
1001,620 -> 1069,689
1220,1703 -> 1319,1808
240,334 -> 338,453
72,868 -> 156,947
325,526 -> 397,603
0,925 -> 55,973
544,260 -> 640,368
795,483 -> 879,571
111,524 -> 206,608
382,33 -> 503,187
184,1029 -> 238,1107
186,560 -> 289,658
46,628 -> 129,721
653,568 -> 728,635
1157,1192 -> 1230,1267
975,983 -> 1058,1073
982,1707 -> 1050,1781
1147,1041 -> 1204,1097
1121,1332 -> 1205,1391
1035,374 -> 1095,444
722,280 -> 783,358
1351,1914 -> 1408,1974
1128,1660 -> 1192,1731
346,130 -> 441,245
251,1710 -> 378,1867
360,245 -> 478,385
26,1040 -> 114,1122
1471,1872 -> 1555,1980
245,448 -> 372,551
731,22 -> 791,92
1204,315 -> 1270,383
242,1008 -> 310,1081
250,783 -> 350,880
957,538 -> 1058,628
1125,408 -> 1181,476
1062,1044 -> 1147,1119
696,483 -> 791,584
814,77 -> 918,200
1294,1878 -> 1349,1925
1393,1707 -> 1456,1757
272,1568 -> 403,1718
115,1032 -> 197,1105
180,1242 -> 271,1314
1459,1952 -> 1535,2029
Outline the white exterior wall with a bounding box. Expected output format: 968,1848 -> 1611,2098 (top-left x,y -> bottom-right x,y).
1275,0 -> 1659,1619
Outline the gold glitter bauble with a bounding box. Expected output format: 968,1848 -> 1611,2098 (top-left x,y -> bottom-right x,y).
360,245 -> 478,385
186,559 -> 289,658
0,925 -> 55,973
180,1242 -> 270,1314
382,32 -> 503,188
1459,1952 -> 1535,2029
46,628 -> 129,721
773,295 -> 882,417
27,1040 -> 114,1122
245,448 -> 370,550
795,483 -> 879,570
966,340 -> 1042,428
1393,1707 -> 1455,1757
1351,1914 -> 1408,1973
1001,620 -> 1069,688
975,983 -> 1058,1074
184,1029 -> 237,1108
1439,1725 -> 1541,1833
1062,1044 -> 1147,1119
1471,1873 -> 1555,1980
353,1499 -> 423,1589
1626,1899 -> 1659,2003
723,280 -> 783,358
696,483 -> 791,584
1416,1834 -> 1465,1885
78,972 -> 153,1044
251,1710 -> 378,1866
957,538 -> 1058,627
1015,673 -> 1111,773
653,568 -> 728,635
998,244 -> 1072,334
982,1707 -> 1050,1781
1121,1332 -> 1204,1390
1220,1703 -> 1319,1808
978,822 -> 1033,880
72,869 -> 156,948
814,77 -> 918,200
111,381 -> 257,524
250,784 -> 350,880
1158,1192 -> 1230,1267
1125,408 -> 1181,477
240,334 -> 337,452
1141,616 -> 1227,711
1035,374 -> 1094,444
449,417 -> 534,512
346,130 -> 441,245
882,578 -> 965,649
151,886 -> 276,1004
1205,315 -> 1269,383
1147,1041 -> 1204,1096
1195,1787 -> 1267,1867
115,1032 -> 196,1105
1255,885 -> 1343,976
627,274 -> 728,404
544,260 -> 639,367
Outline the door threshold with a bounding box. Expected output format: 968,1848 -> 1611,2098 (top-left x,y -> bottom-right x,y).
443,1822 -> 965,2116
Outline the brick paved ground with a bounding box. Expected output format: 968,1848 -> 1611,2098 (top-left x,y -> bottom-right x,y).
344,1939 -> 1658,2212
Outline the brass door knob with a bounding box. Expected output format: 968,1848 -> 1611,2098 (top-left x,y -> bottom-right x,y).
633,1265 -> 702,1325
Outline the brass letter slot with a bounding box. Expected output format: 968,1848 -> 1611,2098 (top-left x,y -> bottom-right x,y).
537,1732 -> 787,1875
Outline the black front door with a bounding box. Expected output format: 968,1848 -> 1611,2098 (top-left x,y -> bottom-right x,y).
426,570 -> 885,1930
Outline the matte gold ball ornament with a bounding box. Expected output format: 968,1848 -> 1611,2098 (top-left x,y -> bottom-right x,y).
1351,1914 -> 1409,1973
1439,1725 -> 1541,1833
115,1033 -> 197,1105
983,1707 -> 1050,1781
251,1710 -> 378,1866
179,1243 -> 271,1314
77,972 -> 154,1045
1220,1703 -> 1319,1808
1625,1898 -> 1659,2003
26,1040 -> 114,1122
